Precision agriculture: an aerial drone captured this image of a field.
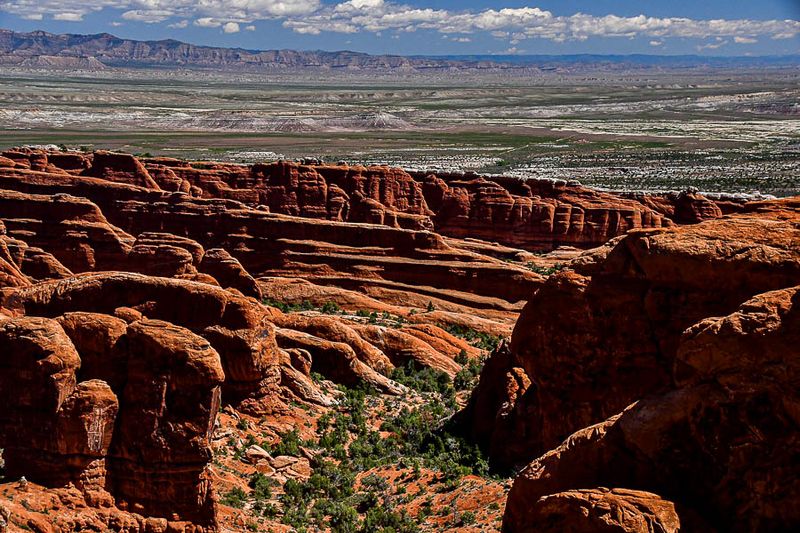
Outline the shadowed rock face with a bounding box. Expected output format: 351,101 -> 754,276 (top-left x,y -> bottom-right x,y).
504,285 -> 800,532
0,315 -> 222,527
465,202 -> 800,471
474,198 -> 800,531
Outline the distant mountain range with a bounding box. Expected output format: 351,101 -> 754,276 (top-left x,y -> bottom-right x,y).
2,29 -> 799,72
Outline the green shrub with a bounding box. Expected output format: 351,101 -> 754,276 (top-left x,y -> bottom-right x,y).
261,298 -> 316,313
328,502 -> 359,533
459,510 -> 477,525
390,361 -> 452,394
442,324 -> 502,352
321,301 -> 342,314
220,487 -> 247,509
281,501 -> 310,529
360,473 -> 389,493
526,262 -> 565,276
269,383 -> 494,529
454,356 -> 485,391
360,506 -> 419,533
268,429 -> 304,456
249,472 -> 275,500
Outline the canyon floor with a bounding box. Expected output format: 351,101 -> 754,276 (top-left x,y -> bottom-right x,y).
0,145 -> 797,533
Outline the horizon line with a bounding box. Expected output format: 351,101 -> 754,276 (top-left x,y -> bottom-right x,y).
3,28 -> 799,60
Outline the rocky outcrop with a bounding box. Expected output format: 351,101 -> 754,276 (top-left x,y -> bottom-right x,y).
275,326 -> 404,395
0,317 -> 86,485
2,149 -> 734,253
0,315 -> 221,527
521,488 -> 681,533
199,248 -> 262,299
2,273 -> 288,396
0,189 -> 134,273
625,188 -> 728,224
84,151 -> 161,190
467,202 -> 800,470
113,319 -> 223,523
0,222 -> 30,288
504,284 -> 800,531
429,175 -> 670,250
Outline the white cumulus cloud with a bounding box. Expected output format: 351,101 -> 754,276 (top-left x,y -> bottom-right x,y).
2,1 -> 322,26
0,1 -> 797,47
194,17 -> 221,28
280,2 -> 800,44
122,10 -> 175,23
53,12 -> 83,21
223,21 -> 240,33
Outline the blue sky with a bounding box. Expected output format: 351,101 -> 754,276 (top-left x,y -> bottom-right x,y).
1,1 -> 799,56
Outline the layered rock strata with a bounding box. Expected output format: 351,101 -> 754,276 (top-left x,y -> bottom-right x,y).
1,148 -> 737,252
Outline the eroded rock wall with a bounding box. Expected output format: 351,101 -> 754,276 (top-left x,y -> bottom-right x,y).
1,148 -> 733,252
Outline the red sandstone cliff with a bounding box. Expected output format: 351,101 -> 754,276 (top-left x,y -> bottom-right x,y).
0,147 -> 795,532
454,198 -> 800,531
1,148 -> 736,252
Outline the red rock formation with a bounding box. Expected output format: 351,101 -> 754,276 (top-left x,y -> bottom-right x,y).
0,222 -> 30,288
57,312 -> 129,389
0,189 -> 134,272
274,313 -> 394,373
2,149 -> 738,253
1,147 -> 794,532
466,203 -> 800,470
20,246 -> 73,281
84,151 -> 161,190
199,248 -> 262,299
354,324 -> 462,376
127,239 -> 197,278
522,488 -> 681,533
0,272 -> 333,408
0,317 -> 83,481
113,319 -> 223,523
504,284 -> 800,531
625,188 -> 730,224
428,175 -> 672,250
0,312 -> 227,528
275,325 -> 404,395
